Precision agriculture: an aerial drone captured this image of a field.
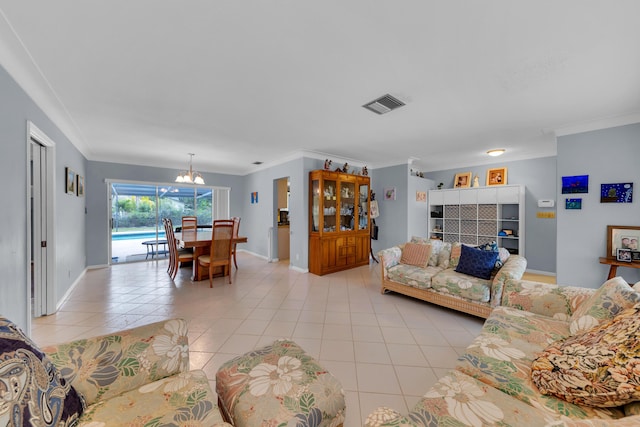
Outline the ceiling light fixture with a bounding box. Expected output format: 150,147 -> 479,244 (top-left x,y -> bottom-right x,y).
487,149 -> 506,157
175,153 -> 205,185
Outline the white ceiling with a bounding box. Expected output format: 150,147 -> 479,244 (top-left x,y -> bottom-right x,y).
1,1 -> 639,175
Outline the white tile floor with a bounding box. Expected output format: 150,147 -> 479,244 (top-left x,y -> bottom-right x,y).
32,253 -> 485,427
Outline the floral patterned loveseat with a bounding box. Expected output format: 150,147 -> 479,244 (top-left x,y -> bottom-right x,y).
379,237 -> 527,318
366,276 -> 640,427
40,318 -> 230,426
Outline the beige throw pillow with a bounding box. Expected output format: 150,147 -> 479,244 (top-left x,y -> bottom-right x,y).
400,243 -> 432,268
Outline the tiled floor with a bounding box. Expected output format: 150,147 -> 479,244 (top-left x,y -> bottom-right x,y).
32,253 -> 487,427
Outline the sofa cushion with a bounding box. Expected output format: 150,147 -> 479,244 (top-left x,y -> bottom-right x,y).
400,242 -> 431,267
455,244 -> 499,280
45,318 -> 190,406
456,307 -> 624,419
569,276 -> 640,335
532,303 -> 640,408
76,369 -> 226,426
0,316 -> 85,426
449,243 -> 462,268
431,269 -> 491,303
387,264 -> 442,289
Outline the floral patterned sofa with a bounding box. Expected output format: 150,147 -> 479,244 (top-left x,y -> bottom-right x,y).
379,237 -> 527,318
366,276 -> 640,427
0,316 -> 230,427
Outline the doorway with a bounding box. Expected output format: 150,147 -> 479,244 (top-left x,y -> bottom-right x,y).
276,177 -> 290,261
28,122 -> 56,319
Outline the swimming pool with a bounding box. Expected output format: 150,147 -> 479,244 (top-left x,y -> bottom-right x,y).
111,231 -> 167,241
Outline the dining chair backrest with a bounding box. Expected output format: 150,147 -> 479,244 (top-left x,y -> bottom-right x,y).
211,221 -> 234,262
231,217 -> 241,239
181,216 -> 198,231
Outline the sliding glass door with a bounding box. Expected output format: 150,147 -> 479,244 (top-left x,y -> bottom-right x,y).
110,182 -> 229,264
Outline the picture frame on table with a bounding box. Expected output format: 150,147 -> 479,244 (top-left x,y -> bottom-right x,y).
65,167 -> 76,195
486,167 -> 507,186
454,172 -> 472,188
616,248 -> 632,262
607,225 -> 640,259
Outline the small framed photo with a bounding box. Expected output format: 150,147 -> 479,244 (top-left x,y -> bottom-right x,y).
486,167 -> 507,186
65,167 -> 76,195
631,251 -> 640,262
76,175 -> 85,197
416,191 -> 426,202
384,187 -> 396,201
454,172 -> 472,188
565,198 -> 582,210
616,248 -> 632,262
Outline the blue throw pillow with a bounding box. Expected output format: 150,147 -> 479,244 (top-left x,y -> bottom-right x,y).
455,244 -> 500,280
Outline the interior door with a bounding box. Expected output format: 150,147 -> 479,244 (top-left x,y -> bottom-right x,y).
30,141 -> 47,316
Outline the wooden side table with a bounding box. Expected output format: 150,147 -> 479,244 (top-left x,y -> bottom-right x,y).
599,257 -> 640,280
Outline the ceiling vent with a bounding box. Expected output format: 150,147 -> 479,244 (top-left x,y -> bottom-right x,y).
363,94 -> 406,115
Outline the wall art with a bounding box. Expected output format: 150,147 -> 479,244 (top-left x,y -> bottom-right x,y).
600,183 -> 633,203
454,172 -> 471,188
251,191 -> 258,204
565,198 -> 582,209
76,175 -> 85,197
384,187 -> 396,201
486,167 -> 507,186
416,191 -> 426,202
561,175 -> 588,194
65,167 -> 76,195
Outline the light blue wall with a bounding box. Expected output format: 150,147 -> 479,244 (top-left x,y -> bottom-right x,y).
557,123 -> 640,287
241,157 -> 323,270
407,174 -> 435,241
0,65 -> 86,330
424,157 -> 557,273
370,164 -> 410,254
85,161 -> 245,266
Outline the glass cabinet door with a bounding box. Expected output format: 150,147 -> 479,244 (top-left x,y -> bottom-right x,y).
359,183 -> 369,230
339,181 -> 355,231
323,180 -> 337,232
311,179 -> 320,232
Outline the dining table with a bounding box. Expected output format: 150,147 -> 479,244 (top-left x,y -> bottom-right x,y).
175,230 -> 248,281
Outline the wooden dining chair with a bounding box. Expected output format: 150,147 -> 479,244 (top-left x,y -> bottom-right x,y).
197,220 -> 234,287
164,218 -> 194,280
181,216 -> 198,232
231,217 -> 241,269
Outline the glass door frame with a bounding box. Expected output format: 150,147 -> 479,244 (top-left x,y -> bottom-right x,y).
106,179 -> 230,265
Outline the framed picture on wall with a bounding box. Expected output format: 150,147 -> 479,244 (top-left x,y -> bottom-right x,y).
65,167 -> 76,195
486,167 -> 507,186
76,175 -> 85,197
454,172 -> 472,188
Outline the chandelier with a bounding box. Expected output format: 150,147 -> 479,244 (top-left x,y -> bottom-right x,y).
175,153 -> 205,185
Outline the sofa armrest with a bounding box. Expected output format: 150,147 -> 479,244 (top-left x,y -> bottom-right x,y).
501,279 -> 595,318
378,246 -> 402,278
43,318 -> 189,406
489,254 -> 527,307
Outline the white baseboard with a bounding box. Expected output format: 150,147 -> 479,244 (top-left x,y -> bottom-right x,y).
290,265 -> 308,273
56,268 -> 89,311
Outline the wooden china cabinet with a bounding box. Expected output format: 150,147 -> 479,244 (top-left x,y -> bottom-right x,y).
309,169 -> 371,275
